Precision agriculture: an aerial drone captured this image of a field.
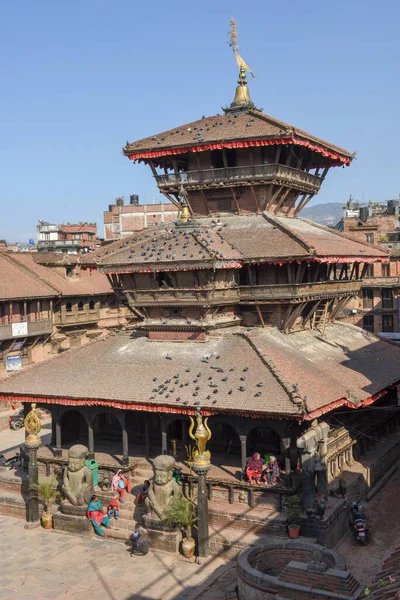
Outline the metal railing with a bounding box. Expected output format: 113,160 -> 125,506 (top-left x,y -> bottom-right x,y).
155,163 -> 322,191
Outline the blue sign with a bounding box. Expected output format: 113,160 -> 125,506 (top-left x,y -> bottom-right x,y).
29,239 -> 35,246
6,354 -> 22,372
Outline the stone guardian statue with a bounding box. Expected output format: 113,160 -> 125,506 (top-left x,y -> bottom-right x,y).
145,455 -> 182,520
62,444 -> 94,506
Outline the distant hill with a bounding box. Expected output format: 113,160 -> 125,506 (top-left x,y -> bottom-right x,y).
300,202 -> 344,226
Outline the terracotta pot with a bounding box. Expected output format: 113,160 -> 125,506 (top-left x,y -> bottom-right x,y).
288,525 -> 300,539
182,537 -> 196,558
41,513 -> 53,530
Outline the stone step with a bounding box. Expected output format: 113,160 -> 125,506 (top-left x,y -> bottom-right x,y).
110,516 -> 137,530
208,501 -> 287,536
133,468 -> 154,480
0,489 -> 28,520
0,469 -> 28,494
208,523 -> 269,560
103,526 -> 131,541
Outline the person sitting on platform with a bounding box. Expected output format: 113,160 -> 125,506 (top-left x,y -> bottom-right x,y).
129,529 -> 149,556
107,497 -> 120,521
136,480 -> 150,505
265,455 -> 280,485
111,469 -> 132,504
87,495 -> 112,536
245,452 -> 265,485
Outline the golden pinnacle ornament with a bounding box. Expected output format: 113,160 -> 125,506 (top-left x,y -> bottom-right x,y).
188,410 -> 212,467
24,403 -> 42,446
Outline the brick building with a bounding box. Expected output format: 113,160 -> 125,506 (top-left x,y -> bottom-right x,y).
104,197 -> 178,241
37,221 -> 99,254
0,251 -> 129,374
337,201 -> 400,335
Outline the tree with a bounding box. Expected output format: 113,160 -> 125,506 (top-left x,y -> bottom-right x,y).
115,197 -> 125,206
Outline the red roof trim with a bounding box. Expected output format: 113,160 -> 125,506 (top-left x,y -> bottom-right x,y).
304,390 -> 387,421
126,138 -> 351,166
2,393 -> 301,421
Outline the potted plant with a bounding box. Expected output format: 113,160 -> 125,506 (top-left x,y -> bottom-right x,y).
163,496 -> 198,558
286,494 -> 302,539
32,476 -> 60,529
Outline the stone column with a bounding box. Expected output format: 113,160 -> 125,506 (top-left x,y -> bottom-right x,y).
239,434 -> 247,478
51,415 -> 56,446
160,416 -> 168,455
55,420 -> 62,458
26,441 -> 41,528
280,437 -> 291,474
122,427 -> 129,466
87,422 -> 95,460
193,464 -> 211,557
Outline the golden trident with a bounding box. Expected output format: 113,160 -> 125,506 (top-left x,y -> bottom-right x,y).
188,410 -> 212,467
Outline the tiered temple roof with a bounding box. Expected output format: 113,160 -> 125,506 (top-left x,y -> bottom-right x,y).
85,214 -> 386,274
123,110 -> 353,167
1,324 -> 398,420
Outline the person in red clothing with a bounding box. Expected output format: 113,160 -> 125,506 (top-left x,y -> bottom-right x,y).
107,497 -> 120,520
245,452 -> 265,485
111,469 -> 132,503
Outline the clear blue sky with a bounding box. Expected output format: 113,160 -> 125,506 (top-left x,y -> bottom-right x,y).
1,0 -> 399,242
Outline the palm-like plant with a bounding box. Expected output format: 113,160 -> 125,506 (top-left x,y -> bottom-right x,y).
31,477 -> 59,515
163,496 -> 198,540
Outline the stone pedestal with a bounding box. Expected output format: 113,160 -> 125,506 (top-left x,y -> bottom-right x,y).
142,514 -> 181,554
193,464 -> 211,558
54,502 -> 93,536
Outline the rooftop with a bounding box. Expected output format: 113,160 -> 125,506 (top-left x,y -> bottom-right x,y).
0,251 -> 112,300
1,323 -> 398,419
84,213 -> 387,273
123,109 -> 353,167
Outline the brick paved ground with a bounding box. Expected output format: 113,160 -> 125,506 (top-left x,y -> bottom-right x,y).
0,515 -> 228,600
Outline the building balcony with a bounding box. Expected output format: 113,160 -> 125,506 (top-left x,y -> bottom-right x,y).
240,279 -> 362,302
124,279 -> 361,307
126,287 -> 240,306
37,239 -> 97,249
0,318 -> 53,341
55,311 -> 100,327
362,277 -> 400,288
155,163 -> 322,194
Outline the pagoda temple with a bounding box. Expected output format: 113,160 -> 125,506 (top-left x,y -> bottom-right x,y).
1,36 -> 400,490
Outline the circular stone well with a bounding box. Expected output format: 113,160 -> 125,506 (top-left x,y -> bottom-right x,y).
237,538 -> 348,600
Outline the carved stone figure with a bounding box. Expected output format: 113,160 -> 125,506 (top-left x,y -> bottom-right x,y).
62,444 -> 94,506
145,455 -> 182,520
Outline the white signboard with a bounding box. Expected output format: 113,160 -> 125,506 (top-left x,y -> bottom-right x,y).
12,322 -> 28,337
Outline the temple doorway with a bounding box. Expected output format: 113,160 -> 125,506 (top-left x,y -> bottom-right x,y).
167,418 -> 189,456
247,426 -> 281,460
92,412 -> 122,453
207,422 -> 240,458
60,410 -> 87,445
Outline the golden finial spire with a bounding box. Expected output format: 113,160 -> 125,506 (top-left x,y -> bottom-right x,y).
227,19 -> 255,111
